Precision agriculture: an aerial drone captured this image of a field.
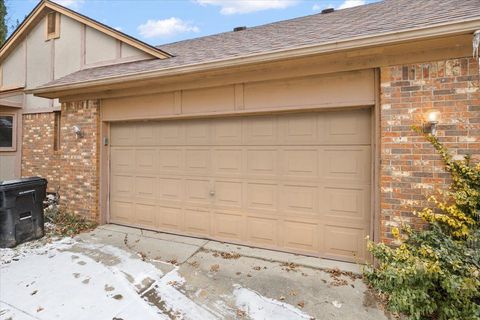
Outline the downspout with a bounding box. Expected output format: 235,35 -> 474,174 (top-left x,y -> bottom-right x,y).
473,30 -> 480,229
474,30 -> 480,82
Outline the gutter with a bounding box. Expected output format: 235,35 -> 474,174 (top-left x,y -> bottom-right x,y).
30,17 -> 480,97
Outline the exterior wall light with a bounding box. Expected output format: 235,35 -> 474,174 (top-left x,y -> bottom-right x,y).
424,109 -> 441,136
73,125 -> 83,138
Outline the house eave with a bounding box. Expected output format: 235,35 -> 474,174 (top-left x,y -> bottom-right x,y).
30,17 -> 480,99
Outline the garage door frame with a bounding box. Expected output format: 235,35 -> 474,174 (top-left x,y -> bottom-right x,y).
100,100 -> 379,262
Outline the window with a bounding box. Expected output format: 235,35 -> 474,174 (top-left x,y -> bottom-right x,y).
53,111 -> 61,151
0,114 -> 15,151
46,12 -> 60,40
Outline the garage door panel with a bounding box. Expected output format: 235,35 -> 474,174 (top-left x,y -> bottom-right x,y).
321,185 -> 370,222
282,148 -> 318,179
111,148 -> 135,173
283,220 -> 319,252
157,206 -> 183,231
111,123 -> 135,146
110,175 -> 134,198
185,148 -> 211,174
281,184 -> 318,215
323,225 -> 368,261
135,203 -> 156,227
214,180 -> 243,208
319,147 -> 371,184
185,179 -> 211,205
135,148 -> 157,174
110,201 -> 134,224
246,216 -> 278,246
243,116 -> 278,145
212,119 -> 242,145
158,148 -> 184,173
134,176 -> 157,200
281,113 -> 318,144
110,108 -> 372,261
135,123 -> 158,146
159,122 -> 185,145
320,109 -> 371,145
213,211 -> 244,241
184,208 -> 211,236
246,182 -> 278,212
158,177 -> 184,202
246,148 -> 277,178
212,148 -> 243,176
186,120 -> 211,145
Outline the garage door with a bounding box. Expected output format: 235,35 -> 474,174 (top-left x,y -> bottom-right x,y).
109,108 -> 372,262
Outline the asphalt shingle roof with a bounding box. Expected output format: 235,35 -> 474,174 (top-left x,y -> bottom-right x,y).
38,0 -> 480,89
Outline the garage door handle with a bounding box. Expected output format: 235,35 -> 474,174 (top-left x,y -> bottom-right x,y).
210,191 -> 215,196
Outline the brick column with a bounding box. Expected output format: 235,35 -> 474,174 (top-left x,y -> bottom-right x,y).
379,57 -> 480,243
59,100 -> 101,219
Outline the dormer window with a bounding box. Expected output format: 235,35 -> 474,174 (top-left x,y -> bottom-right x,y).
46,12 -> 60,40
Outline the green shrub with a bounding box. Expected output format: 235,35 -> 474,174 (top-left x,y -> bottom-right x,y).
365,133 -> 480,320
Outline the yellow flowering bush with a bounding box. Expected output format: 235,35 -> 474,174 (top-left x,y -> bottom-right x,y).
365,133 -> 480,320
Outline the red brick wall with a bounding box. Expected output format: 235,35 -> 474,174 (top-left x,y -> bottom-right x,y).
58,100 -> 100,219
380,57 -> 480,243
22,113 -> 61,190
22,100 -> 100,219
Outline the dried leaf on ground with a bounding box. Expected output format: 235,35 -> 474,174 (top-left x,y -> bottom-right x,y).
280,262 -> 299,272
220,251 -> 241,260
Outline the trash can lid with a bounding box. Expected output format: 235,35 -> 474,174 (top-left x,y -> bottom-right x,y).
0,177 -> 47,188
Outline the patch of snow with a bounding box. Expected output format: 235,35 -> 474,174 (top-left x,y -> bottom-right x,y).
0,238 -> 223,320
153,268 -> 221,319
0,302 -> 37,320
233,285 -> 312,320
0,242 -> 164,320
0,237 -> 72,265
332,300 -> 343,308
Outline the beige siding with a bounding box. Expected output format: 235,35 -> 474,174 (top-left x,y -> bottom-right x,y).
109,109 -> 372,262
85,27 -> 118,65
0,92 -> 23,106
0,155 -> 16,180
25,16 -> 52,110
244,70 -> 374,110
182,85 -> 236,114
1,43 -> 25,89
54,15 -> 82,79
2,12 -> 156,113
102,69 -> 375,121
121,43 -> 150,59
103,92 -> 176,120
26,17 -> 52,88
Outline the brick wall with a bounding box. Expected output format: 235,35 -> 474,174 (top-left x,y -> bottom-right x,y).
380,57 -> 480,243
22,100 -> 100,220
58,100 -> 100,219
22,113 -> 61,190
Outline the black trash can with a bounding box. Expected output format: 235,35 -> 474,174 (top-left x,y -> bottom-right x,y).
0,177 -> 48,248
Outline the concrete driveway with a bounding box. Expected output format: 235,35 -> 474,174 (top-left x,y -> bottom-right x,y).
0,225 -> 388,320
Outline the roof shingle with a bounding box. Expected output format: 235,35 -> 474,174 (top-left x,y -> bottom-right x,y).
38,0 -> 480,89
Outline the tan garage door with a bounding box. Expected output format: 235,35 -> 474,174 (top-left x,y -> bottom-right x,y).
109,108 -> 372,262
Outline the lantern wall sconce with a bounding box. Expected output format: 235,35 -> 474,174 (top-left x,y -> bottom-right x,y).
73,125 -> 83,138
423,110 -> 441,136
